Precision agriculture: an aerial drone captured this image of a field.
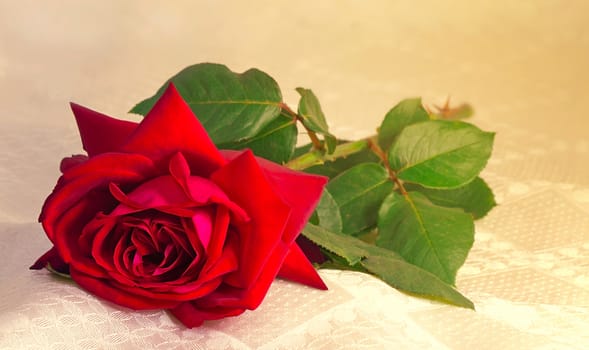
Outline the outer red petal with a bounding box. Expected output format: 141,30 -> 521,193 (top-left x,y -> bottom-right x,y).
121,84 -> 225,176
191,239 -> 290,310
277,243 -> 327,290
70,103 -> 138,157
59,155 -> 88,173
40,153 -> 157,261
70,269 -> 179,310
220,150 -> 327,243
29,246 -> 69,274
211,150 -> 291,289
219,150 -> 328,289
170,302 -> 245,328
259,158 -> 327,243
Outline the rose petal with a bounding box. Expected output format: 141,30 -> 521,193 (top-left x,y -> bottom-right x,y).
211,150 -> 291,288
29,246 -> 69,274
277,243 -> 328,290
59,154 -> 88,173
121,84 -> 226,176
48,189 -> 116,265
40,152 -> 156,243
190,207 -> 213,251
70,103 -> 138,157
221,149 -> 327,243
108,173 -> 245,221
168,152 -> 191,194
216,150 -> 328,291
196,205 -> 230,274
70,268 -> 180,310
190,240 -> 291,310
109,178 -> 189,215
170,302 -> 245,328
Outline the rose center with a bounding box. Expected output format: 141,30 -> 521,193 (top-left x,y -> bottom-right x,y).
98,211 -> 209,283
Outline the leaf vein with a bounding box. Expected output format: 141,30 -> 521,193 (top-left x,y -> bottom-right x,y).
403,193 -> 452,282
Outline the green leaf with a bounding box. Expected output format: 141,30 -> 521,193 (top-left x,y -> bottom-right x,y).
314,189 -> 343,233
302,223 -> 474,308
359,255 -> 474,309
405,177 -> 496,219
377,191 -> 474,285
327,163 -> 393,234
378,98 -> 430,151
303,223 -> 366,265
130,63 -> 283,144
296,87 -> 337,154
218,113 -> 297,164
388,120 -> 494,189
304,147 -> 381,178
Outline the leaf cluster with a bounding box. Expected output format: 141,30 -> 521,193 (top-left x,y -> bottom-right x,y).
132,63 -> 496,309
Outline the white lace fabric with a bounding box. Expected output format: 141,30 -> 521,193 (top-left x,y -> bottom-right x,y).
1,1 -> 588,349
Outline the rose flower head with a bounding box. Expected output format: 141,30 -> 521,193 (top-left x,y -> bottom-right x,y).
31,84 -> 328,327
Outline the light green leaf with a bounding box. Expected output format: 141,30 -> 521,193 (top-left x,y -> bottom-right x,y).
296,87 -> 337,154
377,191 -> 474,285
314,189 -> 343,233
378,98 -> 430,151
218,113 -> 297,164
130,63 -> 283,144
388,120 -> 494,189
327,163 -> 393,234
302,223 -> 474,308
405,177 -> 496,219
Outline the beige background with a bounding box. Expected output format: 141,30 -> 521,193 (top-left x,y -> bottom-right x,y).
2,0 -> 588,135
1,1 -> 588,349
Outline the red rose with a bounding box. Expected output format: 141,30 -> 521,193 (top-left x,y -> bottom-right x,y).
31,84 -> 327,327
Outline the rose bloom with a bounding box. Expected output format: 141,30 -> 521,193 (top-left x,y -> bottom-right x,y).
31,84 -> 327,327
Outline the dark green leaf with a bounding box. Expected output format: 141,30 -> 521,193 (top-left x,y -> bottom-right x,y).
388,120 -> 494,189
218,113 -> 297,164
377,191 -> 474,285
296,87 -> 337,154
130,63 -> 283,144
303,223 -> 474,308
405,177 -> 496,219
314,189 -> 343,233
327,163 -> 393,234
378,98 -> 430,151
